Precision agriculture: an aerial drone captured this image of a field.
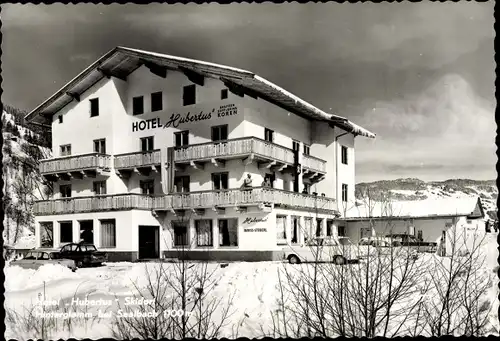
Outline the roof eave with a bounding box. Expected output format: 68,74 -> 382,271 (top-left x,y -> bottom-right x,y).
24,46 -> 120,123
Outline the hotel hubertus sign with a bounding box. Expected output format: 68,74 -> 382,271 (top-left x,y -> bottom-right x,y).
132,104 -> 238,132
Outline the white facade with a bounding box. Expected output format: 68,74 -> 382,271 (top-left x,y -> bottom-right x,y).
30,48 -> 373,261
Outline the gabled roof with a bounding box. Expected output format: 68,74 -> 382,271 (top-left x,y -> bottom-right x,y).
25,46 -> 375,138
344,196 -> 485,220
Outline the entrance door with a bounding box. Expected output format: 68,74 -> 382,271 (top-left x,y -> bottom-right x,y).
138,225 -> 160,259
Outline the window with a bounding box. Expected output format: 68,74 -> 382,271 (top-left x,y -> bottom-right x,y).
90,98 -> 99,117
195,220 -> 213,247
302,183 -> 311,194
338,225 -> 346,237
326,221 -> 333,237
291,216 -> 299,244
417,230 -> 423,241
316,219 -> 322,237
174,131 -> 189,147
264,128 -> 274,143
341,145 -> 348,165
183,84 -> 196,106
58,115 -> 63,124
221,89 -> 228,100
211,125 -> 228,142
174,176 -> 190,193
304,144 -> 310,156
342,184 -> 348,202
140,180 -> 154,195
276,216 -> 287,244
60,144 -> 71,156
173,222 -> 189,246
219,219 -> 238,247
133,96 -> 144,116
59,221 -> 73,244
100,219 -> 116,248
264,173 -> 275,188
93,181 -> 107,195
40,222 -> 54,248
93,139 -> 106,154
60,184 -> 72,198
212,172 -> 228,190
304,218 -> 313,242
141,136 -> 154,152
151,91 -> 163,112
79,220 -> 94,244
292,140 -> 300,152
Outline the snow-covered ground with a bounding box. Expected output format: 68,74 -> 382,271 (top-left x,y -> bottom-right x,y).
5,232 -> 499,339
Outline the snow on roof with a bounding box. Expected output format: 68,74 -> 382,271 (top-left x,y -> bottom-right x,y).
344,196 -> 484,220
25,46 -> 375,138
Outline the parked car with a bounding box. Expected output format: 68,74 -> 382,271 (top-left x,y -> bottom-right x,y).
55,242 -> 108,268
385,234 -> 437,253
11,250 -> 77,272
283,236 -> 360,265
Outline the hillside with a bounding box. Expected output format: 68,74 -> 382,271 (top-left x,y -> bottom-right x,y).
356,178 -> 498,220
2,106 -> 52,249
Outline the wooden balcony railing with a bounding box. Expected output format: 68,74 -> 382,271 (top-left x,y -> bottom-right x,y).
174,137 -> 295,165
302,154 -> 327,173
39,153 -> 112,174
157,187 -> 337,212
33,194 -> 156,215
114,150 -> 161,169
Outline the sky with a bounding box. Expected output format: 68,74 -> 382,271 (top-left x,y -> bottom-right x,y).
1,2 -> 496,183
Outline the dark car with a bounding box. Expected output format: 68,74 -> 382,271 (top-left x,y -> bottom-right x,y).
11,250 -> 77,272
55,242 -> 107,268
385,234 -> 437,253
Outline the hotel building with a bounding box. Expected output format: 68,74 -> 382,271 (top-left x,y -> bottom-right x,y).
25,47 -> 375,261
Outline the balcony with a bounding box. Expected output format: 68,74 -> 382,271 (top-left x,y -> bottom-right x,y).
39,153 -> 112,181
302,154 -> 327,182
33,194 -> 157,215
154,187 -> 338,215
174,137 -> 296,173
114,150 -> 161,177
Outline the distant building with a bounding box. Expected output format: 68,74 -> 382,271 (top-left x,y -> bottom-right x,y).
25,46 -> 375,262
342,196 -> 485,256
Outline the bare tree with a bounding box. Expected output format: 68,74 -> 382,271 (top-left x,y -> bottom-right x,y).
111,210 -> 238,339
266,191 -> 495,337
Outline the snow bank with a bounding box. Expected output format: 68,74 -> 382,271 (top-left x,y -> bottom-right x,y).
5,264 -> 78,292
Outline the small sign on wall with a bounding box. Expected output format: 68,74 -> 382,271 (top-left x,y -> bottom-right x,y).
242,216 -> 268,232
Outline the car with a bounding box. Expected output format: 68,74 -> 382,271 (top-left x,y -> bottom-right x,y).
282,236 -> 360,265
55,242 -> 108,268
385,234 -> 437,253
11,250 -> 77,272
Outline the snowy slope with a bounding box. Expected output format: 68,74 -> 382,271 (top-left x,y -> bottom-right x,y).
2,110 -> 51,249
356,178 -> 497,220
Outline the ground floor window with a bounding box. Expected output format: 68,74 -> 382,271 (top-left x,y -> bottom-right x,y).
59,221 -> 73,243
337,225 -> 346,237
219,219 -> 238,247
304,218 -> 313,242
360,227 -> 372,239
291,216 -> 299,244
326,220 -> 334,237
195,220 -> 213,247
315,219 -> 322,237
79,220 -> 94,244
276,216 -> 287,244
417,230 -> 423,241
173,222 -> 189,246
100,219 -> 116,248
40,222 -> 53,248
